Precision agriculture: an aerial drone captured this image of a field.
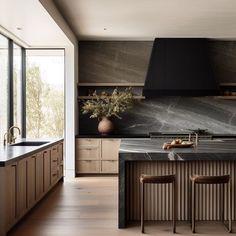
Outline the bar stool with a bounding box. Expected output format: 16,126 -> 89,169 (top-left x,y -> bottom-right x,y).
140,174 -> 177,234
190,175 -> 232,233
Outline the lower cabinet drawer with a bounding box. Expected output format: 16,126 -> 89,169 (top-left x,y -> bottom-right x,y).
59,164 -> 63,178
51,158 -> 58,171
77,148 -> 100,160
77,138 -> 100,147
51,171 -> 58,184
101,160 -> 118,173
76,160 -> 100,173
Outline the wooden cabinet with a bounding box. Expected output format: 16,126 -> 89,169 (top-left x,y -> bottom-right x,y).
5,163 -> 17,230
0,140 -> 64,236
51,144 -> 59,184
16,158 -> 27,218
43,149 -> 51,192
51,143 -> 64,183
27,155 -> 36,208
101,160 -> 118,173
77,160 -> 100,173
101,139 -> 120,160
76,138 -> 120,174
36,152 -> 44,200
58,142 -> 64,179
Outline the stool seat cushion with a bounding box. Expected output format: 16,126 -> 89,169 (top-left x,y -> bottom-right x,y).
190,175 -> 230,184
140,174 -> 176,183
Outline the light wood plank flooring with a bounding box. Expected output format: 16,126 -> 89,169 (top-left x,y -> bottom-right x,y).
9,177 -> 235,236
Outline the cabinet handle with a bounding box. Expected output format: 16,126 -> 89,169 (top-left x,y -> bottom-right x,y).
31,155 -> 36,159
52,148 -> 57,151
52,160 -> 58,163
52,173 -> 57,177
43,151 -> 47,154
11,163 -> 17,167
84,148 -> 92,150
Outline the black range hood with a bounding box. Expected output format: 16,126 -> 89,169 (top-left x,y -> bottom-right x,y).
143,38 -> 220,97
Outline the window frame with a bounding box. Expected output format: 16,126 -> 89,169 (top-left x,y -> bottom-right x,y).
25,48 -> 65,138
0,32 -> 65,139
1,33 -> 26,137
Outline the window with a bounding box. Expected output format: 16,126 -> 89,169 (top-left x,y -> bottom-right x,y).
26,49 -> 64,138
13,43 -> 22,132
0,34 -> 9,142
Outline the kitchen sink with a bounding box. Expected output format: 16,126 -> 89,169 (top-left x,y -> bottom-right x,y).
11,141 -> 49,146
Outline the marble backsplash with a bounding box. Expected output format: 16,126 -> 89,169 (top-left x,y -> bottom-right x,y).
79,96 -> 236,135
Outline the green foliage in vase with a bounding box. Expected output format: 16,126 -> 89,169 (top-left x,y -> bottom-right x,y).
81,88 -> 134,119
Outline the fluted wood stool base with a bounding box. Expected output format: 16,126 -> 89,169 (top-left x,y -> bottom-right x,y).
190,174 -> 232,233
140,174 -> 177,234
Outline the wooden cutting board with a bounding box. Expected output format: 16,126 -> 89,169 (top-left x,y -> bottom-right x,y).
162,141 -> 194,150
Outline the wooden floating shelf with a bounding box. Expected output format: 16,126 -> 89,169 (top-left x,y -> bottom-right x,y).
79,82 -> 236,87
215,96 -> 236,100
78,83 -> 144,87
219,83 -> 236,87
78,96 -> 145,100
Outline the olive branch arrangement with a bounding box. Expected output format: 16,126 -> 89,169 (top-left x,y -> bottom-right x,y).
81,88 -> 134,119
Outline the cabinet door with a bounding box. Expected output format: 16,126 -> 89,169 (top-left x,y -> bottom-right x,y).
77,139 -> 100,147
27,155 -> 36,208
43,149 -> 51,192
101,160 -> 118,173
77,147 -> 100,160
16,159 -> 27,218
76,160 -> 100,173
36,152 -> 44,200
101,139 -> 121,160
58,142 -> 63,164
5,163 -> 17,230
51,145 -> 59,184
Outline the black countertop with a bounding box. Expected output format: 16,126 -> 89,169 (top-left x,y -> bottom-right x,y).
76,134 -> 150,138
77,133 -> 236,139
0,138 -> 63,167
119,138 -> 236,161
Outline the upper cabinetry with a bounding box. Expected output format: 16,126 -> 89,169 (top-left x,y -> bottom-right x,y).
78,41 -> 236,100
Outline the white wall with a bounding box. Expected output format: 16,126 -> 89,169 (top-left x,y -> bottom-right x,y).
39,0 -> 78,178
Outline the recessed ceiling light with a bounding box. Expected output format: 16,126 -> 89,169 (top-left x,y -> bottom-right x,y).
16,27 -> 23,30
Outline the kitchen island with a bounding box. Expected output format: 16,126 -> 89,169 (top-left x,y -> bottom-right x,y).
119,138 -> 236,228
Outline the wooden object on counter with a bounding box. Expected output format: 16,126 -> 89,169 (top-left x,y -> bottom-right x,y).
162,140 -> 193,150
76,138 -> 120,174
0,141 -> 64,236
140,174 -> 177,233
190,174 -> 232,233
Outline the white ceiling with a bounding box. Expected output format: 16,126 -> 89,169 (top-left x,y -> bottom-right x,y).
54,0 -> 236,40
0,0 -> 69,47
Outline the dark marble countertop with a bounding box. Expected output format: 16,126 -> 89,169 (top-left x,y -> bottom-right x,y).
119,138 -> 236,161
76,134 -> 150,138
0,138 -> 63,167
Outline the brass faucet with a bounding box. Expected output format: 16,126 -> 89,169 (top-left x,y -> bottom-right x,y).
3,126 -> 21,145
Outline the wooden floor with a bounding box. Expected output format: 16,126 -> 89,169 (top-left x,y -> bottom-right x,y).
9,177 -> 235,236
